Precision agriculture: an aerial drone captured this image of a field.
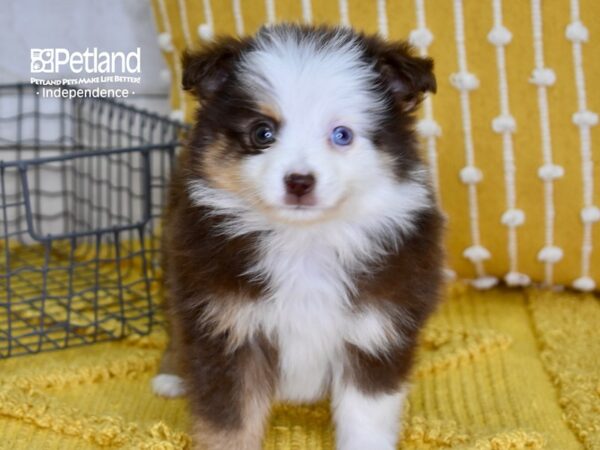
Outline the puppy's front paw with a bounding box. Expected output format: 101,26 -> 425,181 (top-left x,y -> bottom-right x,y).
152,373 -> 186,398
334,385 -> 407,450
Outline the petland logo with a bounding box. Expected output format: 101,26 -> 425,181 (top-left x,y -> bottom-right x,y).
30,48 -> 142,98
31,48 -> 141,74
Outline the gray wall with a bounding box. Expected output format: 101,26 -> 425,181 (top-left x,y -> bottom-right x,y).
0,0 -> 171,114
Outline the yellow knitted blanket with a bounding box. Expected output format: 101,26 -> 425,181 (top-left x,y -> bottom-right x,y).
0,284 -> 598,449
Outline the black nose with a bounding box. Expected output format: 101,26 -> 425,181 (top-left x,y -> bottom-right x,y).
284,173 -> 315,197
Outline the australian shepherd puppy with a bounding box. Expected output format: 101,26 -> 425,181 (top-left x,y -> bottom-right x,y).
153,24 -> 444,450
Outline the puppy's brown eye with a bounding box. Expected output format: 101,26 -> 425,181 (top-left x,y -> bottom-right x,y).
250,122 -> 276,148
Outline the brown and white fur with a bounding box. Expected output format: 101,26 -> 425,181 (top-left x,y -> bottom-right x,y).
153,24 -> 444,450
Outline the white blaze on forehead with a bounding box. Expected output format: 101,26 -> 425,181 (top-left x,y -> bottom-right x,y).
239,28 -> 385,133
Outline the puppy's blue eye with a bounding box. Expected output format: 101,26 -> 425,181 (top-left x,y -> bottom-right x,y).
331,126 -> 353,146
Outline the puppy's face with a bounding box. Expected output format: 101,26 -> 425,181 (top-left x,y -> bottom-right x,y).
184,25 -> 435,225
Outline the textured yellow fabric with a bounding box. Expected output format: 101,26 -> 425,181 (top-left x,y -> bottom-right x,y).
150,0 -> 600,289
1,284 -> 597,449
527,289 -> 600,450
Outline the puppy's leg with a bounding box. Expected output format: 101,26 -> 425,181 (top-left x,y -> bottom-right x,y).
333,341 -> 414,450
192,386 -> 272,450
188,336 -> 277,450
152,337 -> 186,398
333,382 -> 408,450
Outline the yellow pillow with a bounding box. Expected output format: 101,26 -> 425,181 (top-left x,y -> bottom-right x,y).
151,0 -> 600,291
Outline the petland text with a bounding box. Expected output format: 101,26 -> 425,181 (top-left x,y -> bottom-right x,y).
31,48 -> 141,74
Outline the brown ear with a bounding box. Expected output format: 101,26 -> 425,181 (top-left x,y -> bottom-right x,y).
372,40 -> 436,111
181,37 -> 248,100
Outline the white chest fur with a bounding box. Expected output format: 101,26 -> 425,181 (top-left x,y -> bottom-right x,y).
240,226 -> 399,403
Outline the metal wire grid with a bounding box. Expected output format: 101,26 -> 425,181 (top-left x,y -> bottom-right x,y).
0,83 -> 186,358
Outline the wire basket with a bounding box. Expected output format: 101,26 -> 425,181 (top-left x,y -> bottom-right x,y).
0,83 -> 186,358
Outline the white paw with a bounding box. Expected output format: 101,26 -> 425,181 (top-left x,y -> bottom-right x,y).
334,385 -> 406,450
152,374 -> 186,398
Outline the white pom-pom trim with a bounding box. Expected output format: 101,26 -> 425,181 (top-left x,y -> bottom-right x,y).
169,109 -> 184,122
529,68 -> 556,86
460,166 -> 483,184
450,72 -> 480,91
198,23 -> 214,41
443,268 -> 457,281
572,110 -> 598,127
409,27 -> 434,49
159,68 -> 171,84
487,25 -> 512,46
572,276 -> 595,292
463,245 -> 491,262
471,276 -> 499,290
537,245 -> 564,263
416,119 -> 442,138
504,271 -> 531,287
501,208 -> 525,227
565,21 -> 589,43
580,206 -> 600,223
537,164 -> 564,181
158,32 -> 174,52
492,115 -> 516,134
